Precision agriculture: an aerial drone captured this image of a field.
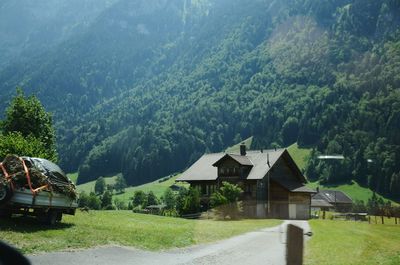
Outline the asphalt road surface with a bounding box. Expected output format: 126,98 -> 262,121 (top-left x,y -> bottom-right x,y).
29,220 -> 311,265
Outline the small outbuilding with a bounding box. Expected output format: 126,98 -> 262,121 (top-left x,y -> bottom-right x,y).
311,199 -> 334,211
312,189 -> 353,212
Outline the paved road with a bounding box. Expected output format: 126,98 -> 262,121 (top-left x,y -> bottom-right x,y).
29,220 -> 311,265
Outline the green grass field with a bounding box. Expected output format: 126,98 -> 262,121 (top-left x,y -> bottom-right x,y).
76,176 -> 118,193
0,211 -> 281,254
287,142 -> 311,171
305,220 -> 400,265
307,180 -> 398,205
67,172 -> 78,184
225,136 -> 253,153
113,174 -> 188,201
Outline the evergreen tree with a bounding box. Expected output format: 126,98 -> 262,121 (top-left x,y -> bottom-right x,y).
94,177 -> 106,195
114,175 -> 127,193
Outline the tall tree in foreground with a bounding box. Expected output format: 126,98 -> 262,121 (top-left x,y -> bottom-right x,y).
0,88 -> 57,161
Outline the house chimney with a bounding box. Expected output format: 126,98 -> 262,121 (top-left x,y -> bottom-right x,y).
240,143 -> 246,156
267,153 -> 270,167
261,148 -> 263,153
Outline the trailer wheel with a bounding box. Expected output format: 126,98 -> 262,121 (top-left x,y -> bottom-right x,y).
0,183 -> 13,206
56,212 -> 63,222
46,210 -> 58,226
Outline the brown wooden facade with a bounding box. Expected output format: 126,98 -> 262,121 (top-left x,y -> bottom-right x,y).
179,147 -> 315,219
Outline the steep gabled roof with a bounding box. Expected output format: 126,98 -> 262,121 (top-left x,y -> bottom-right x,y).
176,153 -> 223,181
246,149 -> 285,180
272,177 -> 316,193
313,190 -> 353,204
311,199 -> 334,208
177,148 -> 307,183
212,153 -> 253,167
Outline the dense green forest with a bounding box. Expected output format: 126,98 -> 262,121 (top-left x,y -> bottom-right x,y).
0,0 -> 399,200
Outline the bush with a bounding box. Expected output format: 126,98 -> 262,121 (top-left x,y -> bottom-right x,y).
101,190 -> 113,209
162,188 -> 176,210
176,187 -> 188,214
181,187 -> 200,215
162,209 -> 179,217
210,182 -> 243,220
78,191 -> 90,208
87,192 -> 101,210
114,198 -> 127,210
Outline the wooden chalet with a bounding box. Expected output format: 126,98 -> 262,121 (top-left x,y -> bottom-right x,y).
176,144 -> 316,219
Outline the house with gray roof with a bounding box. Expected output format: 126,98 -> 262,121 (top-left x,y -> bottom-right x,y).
176,144 -> 315,219
312,189 -> 353,212
310,199 -> 334,211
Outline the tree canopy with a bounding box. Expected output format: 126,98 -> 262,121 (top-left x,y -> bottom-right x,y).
0,88 -> 57,161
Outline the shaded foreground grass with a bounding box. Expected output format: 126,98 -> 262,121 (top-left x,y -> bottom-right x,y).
0,211 -> 281,254
305,220 -> 400,265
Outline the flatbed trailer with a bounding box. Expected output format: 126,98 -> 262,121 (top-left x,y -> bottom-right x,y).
0,188 -> 77,224
0,155 -> 78,225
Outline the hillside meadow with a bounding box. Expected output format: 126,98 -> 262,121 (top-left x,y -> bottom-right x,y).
0,211 -> 281,254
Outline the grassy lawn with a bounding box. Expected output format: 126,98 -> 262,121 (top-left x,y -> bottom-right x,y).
307,180 -> 399,205
0,211 -> 281,254
76,176 -> 118,194
113,174 -> 188,201
305,220 -> 400,265
225,136 -> 253,153
74,173 -> 187,202
287,142 -> 311,171
67,173 -> 78,185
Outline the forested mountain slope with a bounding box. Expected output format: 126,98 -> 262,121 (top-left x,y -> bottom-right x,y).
0,0 -> 399,199
0,0 -> 117,70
